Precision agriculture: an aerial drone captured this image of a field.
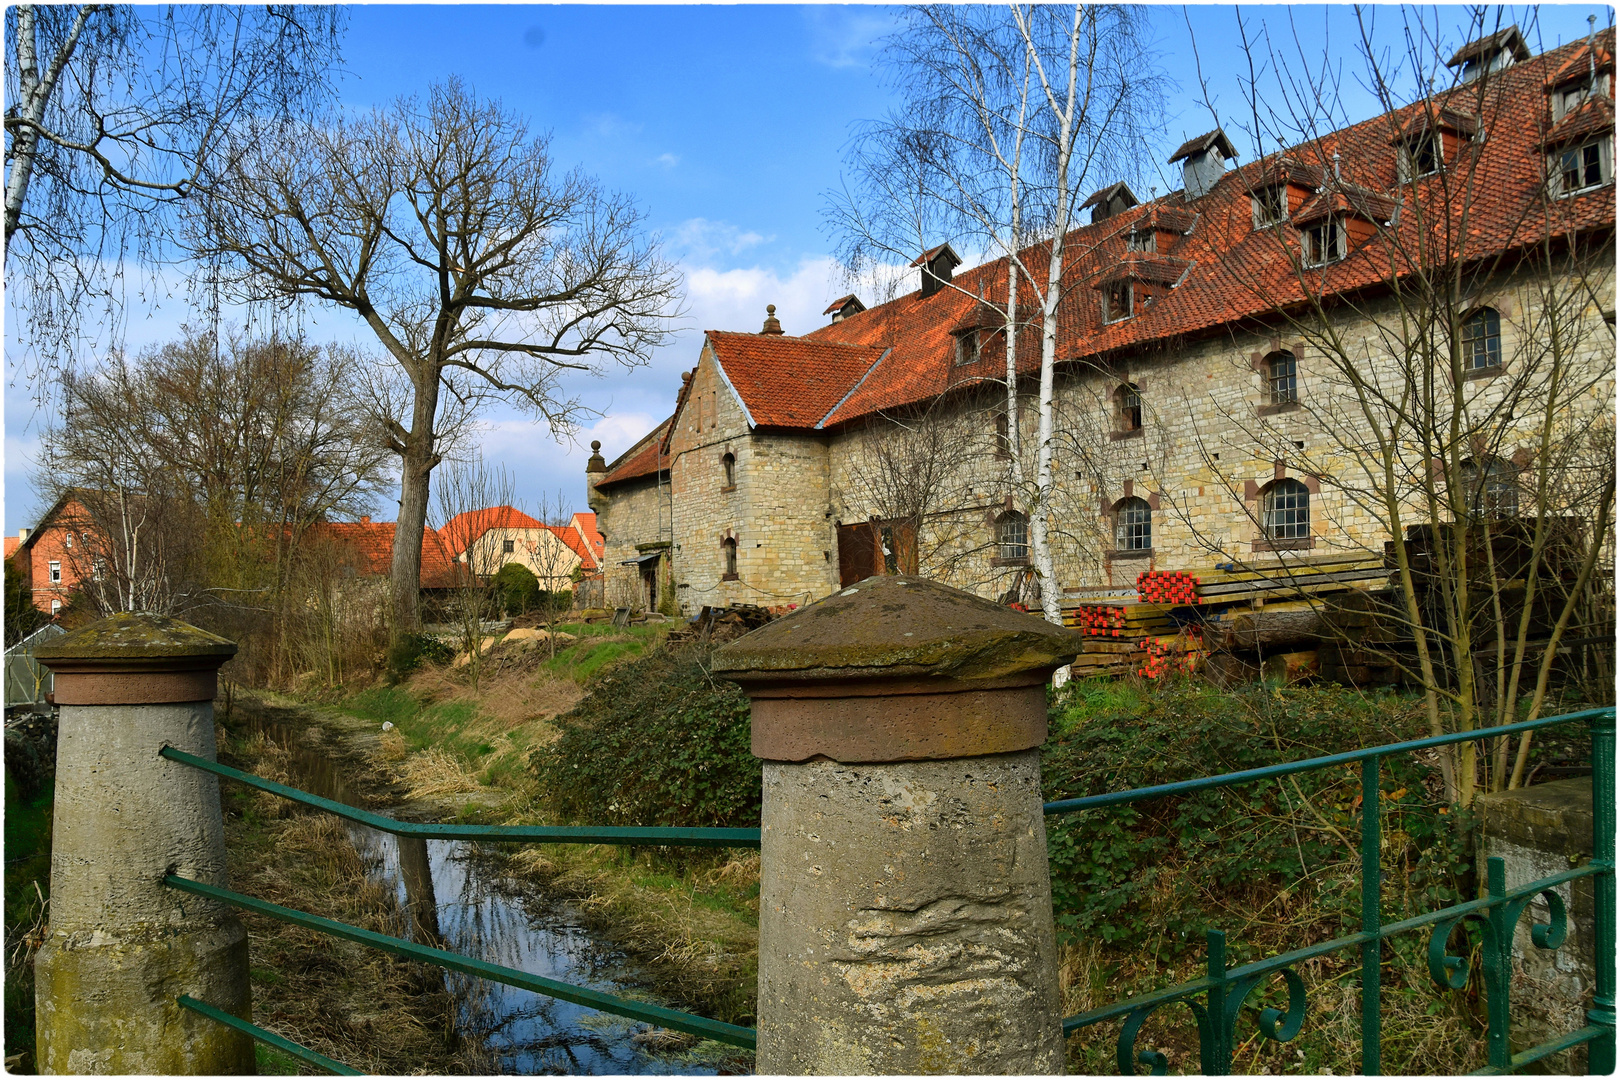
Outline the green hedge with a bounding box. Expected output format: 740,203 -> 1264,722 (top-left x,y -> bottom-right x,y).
530,645 -> 759,829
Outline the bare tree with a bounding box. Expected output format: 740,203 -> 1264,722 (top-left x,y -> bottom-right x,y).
196,78 -> 683,641
431,458 -> 520,691
1179,9 -> 1615,803
830,4 -> 1167,646
4,5 -> 344,370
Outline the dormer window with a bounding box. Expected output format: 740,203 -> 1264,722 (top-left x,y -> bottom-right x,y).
1251,184 -> 1286,228
1552,138 -> 1612,195
1400,132 -> 1443,180
1126,229 -> 1155,253
1554,76 -> 1610,120
955,329 -> 980,366
1302,219 -> 1345,266
1103,282 -> 1134,323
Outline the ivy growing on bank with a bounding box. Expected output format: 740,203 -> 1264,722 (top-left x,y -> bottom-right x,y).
531,645 -> 760,830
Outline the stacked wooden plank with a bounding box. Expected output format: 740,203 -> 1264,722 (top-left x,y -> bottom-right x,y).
1062,601 -> 1182,677
1134,626 -> 1209,678
1194,553 -> 1389,605
1136,570 -> 1203,605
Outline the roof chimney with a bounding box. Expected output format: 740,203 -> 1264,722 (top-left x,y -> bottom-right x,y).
911,244 -> 962,299
1080,182 -> 1139,223
1167,129 -> 1237,200
823,294 -> 867,323
760,304 -> 784,334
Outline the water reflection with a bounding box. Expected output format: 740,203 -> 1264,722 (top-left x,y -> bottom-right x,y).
239,710 -> 742,1075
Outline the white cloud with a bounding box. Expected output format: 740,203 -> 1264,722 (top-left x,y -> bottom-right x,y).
653,152 -> 680,169
669,217 -> 772,262
802,7 -> 897,69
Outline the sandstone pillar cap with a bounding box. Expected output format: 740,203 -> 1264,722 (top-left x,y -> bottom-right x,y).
712,574 -> 1082,689
36,611 -> 237,705
714,576 -> 1083,762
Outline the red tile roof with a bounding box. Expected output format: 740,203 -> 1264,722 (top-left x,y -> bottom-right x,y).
310,522 -> 461,589
704,330 -> 887,429
597,416 -> 672,488
796,32 -> 1615,426
438,506 -> 544,555
571,511 -> 602,556
547,524 -> 598,571
4,536 -> 18,561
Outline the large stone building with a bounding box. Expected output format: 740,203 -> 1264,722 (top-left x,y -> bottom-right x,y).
590,29 -> 1616,617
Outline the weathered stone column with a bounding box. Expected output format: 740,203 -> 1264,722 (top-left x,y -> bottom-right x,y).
713,575 -> 1082,1075
34,613 -> 254,1075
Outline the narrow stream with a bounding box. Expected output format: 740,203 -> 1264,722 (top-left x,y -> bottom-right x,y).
240,711 -> 746,1075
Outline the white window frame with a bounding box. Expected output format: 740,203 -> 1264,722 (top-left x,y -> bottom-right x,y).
48,559 -> 61,583
954,329 -> 980,366
1399,131 -> 1443,181
1251,184 -> 1286,228
1102,281 -> 1134,323
50,599 -> 61,615
1551,136 -> 1613,197
1301,219 -> 1345,267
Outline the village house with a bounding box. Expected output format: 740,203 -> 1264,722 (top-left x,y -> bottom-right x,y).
7,492 -> 96,616
589,28 -> 1616,617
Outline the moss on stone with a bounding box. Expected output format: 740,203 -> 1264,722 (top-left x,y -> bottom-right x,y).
711,575 -> 1082,684
34,611 -> 237,661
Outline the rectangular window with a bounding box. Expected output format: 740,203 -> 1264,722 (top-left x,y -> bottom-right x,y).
1401,133 -> 1442,179
1126,229 -> 1155,252
955,330 -> 979,366
1302,220 -> 1343,266
1120,385 -> 1143,430
1251,185 -> 1286,228
502,539 -> 515,553
1102,282 -> 1133,322
50,600 -> 61,615
1556,139 -> 1610,195
1269,353 -> 1298,404
48,560 -> 61,583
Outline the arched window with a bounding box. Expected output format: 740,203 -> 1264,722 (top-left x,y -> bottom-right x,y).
1461,308 -> 1501,371
1266,350 -> 1298,404
1117,383 -> 1142,431
997,511 -> 1029,562
1113,497 -> 1152,551
721,451 -> 736,489
1460,458 -> 1519,519
722,537 -> 738,579
1262,478 -> 1310,540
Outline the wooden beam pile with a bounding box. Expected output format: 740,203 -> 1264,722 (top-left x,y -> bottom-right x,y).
1136,570 -> 1203,605
1195,553 -> 1389,604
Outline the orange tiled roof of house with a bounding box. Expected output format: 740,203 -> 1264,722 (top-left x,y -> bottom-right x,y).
570,512 -> 603,559
597,417 -> 672,488
547,524 -> 598,571
4,536 -> 19,561
311,521 -> 461,588
438,506 -> 544,554
703,330 -> 887,429
772,30 -> 1618,428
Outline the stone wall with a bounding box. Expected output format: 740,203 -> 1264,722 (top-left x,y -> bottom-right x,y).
591,256 -> 1615,612
592,475 -> 669,611
1475,776 -> 1598,1073
668,344 -> 838,615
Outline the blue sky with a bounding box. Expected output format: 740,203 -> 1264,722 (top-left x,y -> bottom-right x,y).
4,4 -> 1610,532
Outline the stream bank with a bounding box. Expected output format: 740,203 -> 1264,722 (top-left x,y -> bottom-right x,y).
223,690 -> 754,1074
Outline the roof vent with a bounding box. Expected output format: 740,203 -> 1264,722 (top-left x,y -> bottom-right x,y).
1080,182 -> 1139,223
759,304 -> 784,335
1446,25 -> 1529,83
824,294 -> 867,323
911,244 -> 962,299
1167,129 -> 1238,200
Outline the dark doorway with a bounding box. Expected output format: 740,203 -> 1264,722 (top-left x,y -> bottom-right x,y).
837,522 -> 878,587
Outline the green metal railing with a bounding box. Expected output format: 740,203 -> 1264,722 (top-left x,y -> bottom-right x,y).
162,707 -> 1613,1075
1046,707 -> 1616,1076
159,746 -> 761,1073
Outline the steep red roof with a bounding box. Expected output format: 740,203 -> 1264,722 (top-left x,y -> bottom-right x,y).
437,506 -> 544,555
547,524 -> 598,571
597,417 -> 672,488
4,536 -> 19,561
799,31 -> 1615,426
570,512 -> 603,559
705,330 -> 887,429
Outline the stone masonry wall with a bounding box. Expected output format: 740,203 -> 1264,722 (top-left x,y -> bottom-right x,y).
592,476 -> 668,610
668,343 -> 838,615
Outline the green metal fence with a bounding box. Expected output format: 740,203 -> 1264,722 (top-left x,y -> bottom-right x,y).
1046,707 -> 1615,1076
163,706 -> 1613,1074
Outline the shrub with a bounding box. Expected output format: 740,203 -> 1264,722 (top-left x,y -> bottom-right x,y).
1041,678 -> 1456,956
530,645 -> 759,829
386,631 -> 454,680
492,563 -> 540,614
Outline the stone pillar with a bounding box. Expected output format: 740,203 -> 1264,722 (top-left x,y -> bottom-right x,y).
33,612 -> 254,1075
713,575 -> 1082,1075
